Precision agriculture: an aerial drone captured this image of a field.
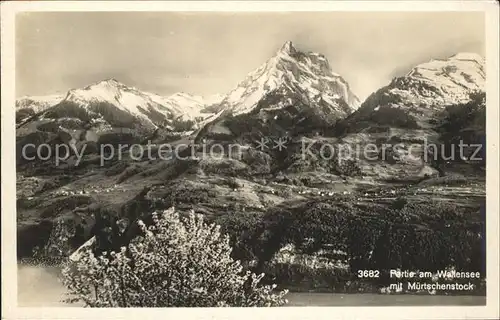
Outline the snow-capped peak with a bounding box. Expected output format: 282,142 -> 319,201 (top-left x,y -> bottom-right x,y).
16,94 -> 65,114
349,51 -> 486,130
278,41 -> 297,55
18,77 -> 227,132
59,79 -> 166,128
144,91 -> 224,124
448,52 -> 484,63
61,79 -> 224,130
218,41 -> 360,117
395,52 -> 485,107
167,92 -> 206,106
68,80 -> 130,104
203,93 -> 225,106
80,78 -> 125,92
161,92 -> 224,109
96,78 -> 120,85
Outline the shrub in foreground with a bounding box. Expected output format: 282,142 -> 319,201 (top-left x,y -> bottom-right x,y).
61,208 -> 288,307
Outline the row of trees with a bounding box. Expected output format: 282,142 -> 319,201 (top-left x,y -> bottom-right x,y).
216,196 -> 485,286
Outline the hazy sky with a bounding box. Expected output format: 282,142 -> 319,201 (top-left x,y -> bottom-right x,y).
16,12 -> 485,100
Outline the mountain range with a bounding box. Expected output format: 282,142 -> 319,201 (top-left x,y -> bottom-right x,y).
16,42 -> 362,136
16,80 -> 225,131
16,41 -> 485,171
17,42 -> 483,136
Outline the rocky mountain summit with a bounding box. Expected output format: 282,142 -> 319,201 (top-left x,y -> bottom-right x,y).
198,41 -> 361,142
327,53 -> 486,181
15,79 -> 227,163
16,79 -> 223,133
16,94 -> 65,123
218,41 -> 360,115
16,94 -> 64,113
342,52 -> 485,132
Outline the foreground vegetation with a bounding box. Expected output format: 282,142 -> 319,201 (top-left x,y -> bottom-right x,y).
60,208 -> 288,307
33,189 -> 485,299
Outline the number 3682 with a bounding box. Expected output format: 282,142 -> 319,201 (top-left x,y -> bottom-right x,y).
357,270 -> 380,278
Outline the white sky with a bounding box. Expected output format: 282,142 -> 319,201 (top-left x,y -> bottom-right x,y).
16,12 -> 485,101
